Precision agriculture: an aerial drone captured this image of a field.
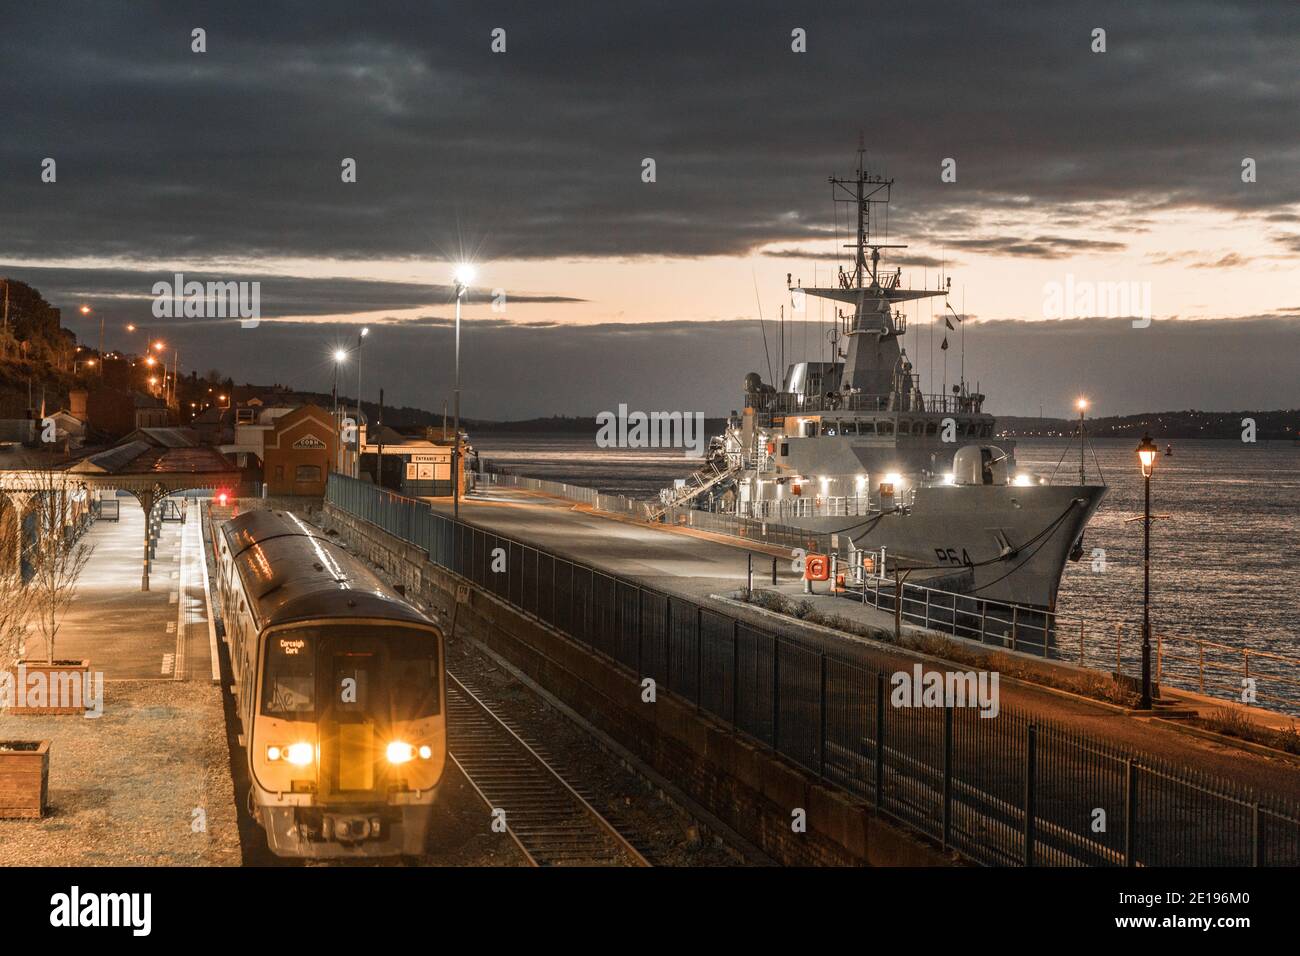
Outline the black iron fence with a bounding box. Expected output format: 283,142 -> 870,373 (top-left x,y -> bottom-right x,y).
327,473 -> 1300,866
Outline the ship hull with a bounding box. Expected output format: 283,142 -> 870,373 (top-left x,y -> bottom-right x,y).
742,484 -> 1106,612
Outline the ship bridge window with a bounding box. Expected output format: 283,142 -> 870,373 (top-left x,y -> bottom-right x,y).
841,421 -> 858,436
912,421 -> 925,435
926,421 -> 939,436
879,421 -> 894,435
859,421 -> 876,435
980,424 -> 993,438
898,421 -> 910,434
966,422 -> 980,436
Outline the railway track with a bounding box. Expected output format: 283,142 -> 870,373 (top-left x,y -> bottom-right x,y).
446,672 -> 651,867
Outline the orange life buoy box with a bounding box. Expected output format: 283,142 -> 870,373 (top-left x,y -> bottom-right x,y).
805,553 -> 830,581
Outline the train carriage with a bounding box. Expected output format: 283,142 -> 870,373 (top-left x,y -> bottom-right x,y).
215,509 -> 445,858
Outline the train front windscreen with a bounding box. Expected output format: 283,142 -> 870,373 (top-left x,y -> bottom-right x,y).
262,625 -> 441,722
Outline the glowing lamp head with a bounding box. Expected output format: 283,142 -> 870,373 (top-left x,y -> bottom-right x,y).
1076,397 -> 1088,413
79,305 -> 91,315
1136,433 -> 1158,477
333,348 -> 347,363
883,472 -> 904,488
153,341 -> 164,352
126,323 -> 136,332
453,263 -> 476,287
1013,473 -> 1034,487
386,741 -> 415,765
360,326 -> 370,337
284,742 -> 314,766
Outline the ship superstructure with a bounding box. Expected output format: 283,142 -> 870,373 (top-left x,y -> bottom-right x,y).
662,152 -> 1106,612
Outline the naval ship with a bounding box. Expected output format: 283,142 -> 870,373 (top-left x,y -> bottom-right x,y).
659,154 -> 1105,613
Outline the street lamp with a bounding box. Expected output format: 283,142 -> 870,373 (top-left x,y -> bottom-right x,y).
452,264 -> 475,518
1076,397 -> 1089,483
331,349 -> 348,473
1136,432 -> 1159,710
355,327 -> 369,478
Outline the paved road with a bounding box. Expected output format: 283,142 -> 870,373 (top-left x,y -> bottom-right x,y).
432,488 -> 816,603
427,488 -> 1300,804
49,495 -> 215,682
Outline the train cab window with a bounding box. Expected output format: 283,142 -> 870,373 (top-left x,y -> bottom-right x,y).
263,633 -> 316,718
388,634 -> 441,719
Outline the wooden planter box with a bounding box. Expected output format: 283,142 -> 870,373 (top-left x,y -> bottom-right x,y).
6,660 -> 92,715
0,741 -> 50,818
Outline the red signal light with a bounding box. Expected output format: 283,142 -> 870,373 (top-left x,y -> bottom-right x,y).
217,491 -> 229,506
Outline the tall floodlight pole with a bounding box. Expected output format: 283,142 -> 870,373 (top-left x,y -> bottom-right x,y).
355,327 -> 368,477
1136,433 -> 1158,710
452,265 -> 475,519
332,349 -> 347,473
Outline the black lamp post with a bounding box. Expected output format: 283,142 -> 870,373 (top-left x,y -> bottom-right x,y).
1136,433 -> 1159,709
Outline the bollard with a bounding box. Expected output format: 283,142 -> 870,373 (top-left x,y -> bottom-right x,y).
771,555 -> 777,585
746,553 -> 753,593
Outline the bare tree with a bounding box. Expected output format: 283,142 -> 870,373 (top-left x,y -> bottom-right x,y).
25,471 -> 93,665
0,501 -> 37,673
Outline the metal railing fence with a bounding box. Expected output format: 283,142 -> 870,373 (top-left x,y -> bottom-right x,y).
326,473 -> 1300,866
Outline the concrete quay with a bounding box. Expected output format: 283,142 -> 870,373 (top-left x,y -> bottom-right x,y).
428,487 -> 1300,804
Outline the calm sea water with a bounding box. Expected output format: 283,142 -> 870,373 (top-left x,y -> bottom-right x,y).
475,433 -> 1300,704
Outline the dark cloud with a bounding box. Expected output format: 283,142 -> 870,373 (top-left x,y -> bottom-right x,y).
0,1 -> 1296,263
945,236 -> 1129,259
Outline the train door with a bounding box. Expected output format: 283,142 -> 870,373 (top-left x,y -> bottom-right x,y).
318,644 -> 383,797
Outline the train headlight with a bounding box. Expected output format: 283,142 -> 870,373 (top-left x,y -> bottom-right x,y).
387,741 -> 415,764
285,742 -> 314,766
266,745 -> 283,762
418,745 -> 433,760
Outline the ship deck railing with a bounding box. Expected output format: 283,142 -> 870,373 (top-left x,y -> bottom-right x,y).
752,391 -> 984,416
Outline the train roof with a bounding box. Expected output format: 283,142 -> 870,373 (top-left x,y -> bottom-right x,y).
219,509 -> 433,631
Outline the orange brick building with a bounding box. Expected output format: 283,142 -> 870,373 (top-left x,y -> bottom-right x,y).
261,404 -> 337,496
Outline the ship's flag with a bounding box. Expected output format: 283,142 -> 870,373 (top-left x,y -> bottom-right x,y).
940,336 -> 949,350
945,316 -> 955,330
946,302 -> 963,324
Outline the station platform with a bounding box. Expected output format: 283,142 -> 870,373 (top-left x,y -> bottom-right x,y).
35,496 -> 216,682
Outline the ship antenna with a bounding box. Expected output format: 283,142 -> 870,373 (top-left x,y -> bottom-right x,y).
752,268 -> 775,385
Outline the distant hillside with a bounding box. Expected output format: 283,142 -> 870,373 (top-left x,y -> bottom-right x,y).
998,410 -> 1300,440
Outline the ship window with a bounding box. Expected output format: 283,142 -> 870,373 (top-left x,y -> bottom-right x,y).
898,421 -> 910,434
804,421 -> 817,438
879,422 -> 894,435
842,421 -> 858,436
981,424 -> 993,438
913,421 -> 925,435
926,422 -> 938,436
860,421 -> 876,435
780,443 -> 789,456
966,422 -> 979,436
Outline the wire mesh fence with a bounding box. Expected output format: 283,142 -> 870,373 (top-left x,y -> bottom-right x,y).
327,473 -> 1300,867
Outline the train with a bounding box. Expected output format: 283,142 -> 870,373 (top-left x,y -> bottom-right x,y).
214,508 -> 446,859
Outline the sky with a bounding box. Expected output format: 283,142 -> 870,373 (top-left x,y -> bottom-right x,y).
1,1 -> 1297,419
